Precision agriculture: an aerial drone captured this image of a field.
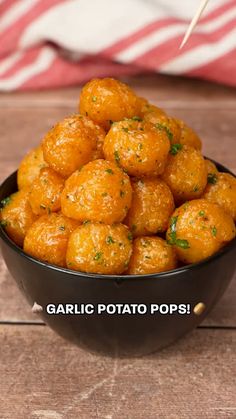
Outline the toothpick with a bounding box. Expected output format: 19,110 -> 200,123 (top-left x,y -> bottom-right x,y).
180,0 -> 209,49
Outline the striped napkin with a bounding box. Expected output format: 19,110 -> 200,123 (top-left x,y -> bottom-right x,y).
0,0 -> 235,91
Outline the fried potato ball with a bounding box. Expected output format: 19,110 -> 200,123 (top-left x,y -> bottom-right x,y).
61,159 -> 132,224
42,114 -> 105,178
24,213 -> 79,267
103,119 -> 170,177
79,78 -> 140,130
29,167 -> 64,216
162,145 -> 207,204
17,146 -> 47,190
203,173 -> 236,221
66,223 -> 133,274
0,188 -> 37,246
125,178 -> 174,236
166,199 -> 236,264
143,113 -> 181,144
138,98 -> 166,119
205,159 -> 218,184
128,237 -> 177,275
174,118 -> 202,150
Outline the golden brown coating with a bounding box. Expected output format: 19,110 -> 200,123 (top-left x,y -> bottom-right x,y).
203,172 -> 236,221
17,146 -> 47,190
29,167 -> 64,216
79,78 -> 140,130
66,223 -> 133,274
61,159 -> 132,224
125,178 -> 174,236
128,237 -> 177,275
162,145 -> 207,204
166,199 -> 235,264
42,114 -> 104,178
103,119 -> 170,177
0,188 -> 37,246
24,213 -> 79,267
138,98 -> 166,119
174,118 -> 202,150
143,113 -> 181,144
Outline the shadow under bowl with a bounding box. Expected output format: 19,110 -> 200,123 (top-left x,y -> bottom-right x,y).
1,160 -> 236,357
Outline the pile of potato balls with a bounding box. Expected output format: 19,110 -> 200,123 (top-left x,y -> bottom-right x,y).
1,78 -> 236,275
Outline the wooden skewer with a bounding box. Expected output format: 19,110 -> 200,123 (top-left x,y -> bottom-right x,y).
180,0 -> 210,49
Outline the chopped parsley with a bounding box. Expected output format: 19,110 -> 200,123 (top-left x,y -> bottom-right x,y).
122,127 -> 129,133
155,123 -> 173,141
199,210 -> 205,217
106,236 -> 115,244
167,216 -> 190,249
207,173 -> 218,185
131,224 -> 137,232
94,252 -> 103,261
120,190 -> 125,198
0,220 -> 7,228
212,226 -> 217,237
132,116 -> 142,121
193,185 -> 199,192
1,196 -> 11,208
127,232 -> 133,241
105,168 -> 114,174
114,151 -> 120,164
170,143 -> 183,155
92,96 -> 97,102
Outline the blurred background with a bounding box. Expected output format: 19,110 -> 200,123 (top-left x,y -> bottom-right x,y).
0,0 -> 235,91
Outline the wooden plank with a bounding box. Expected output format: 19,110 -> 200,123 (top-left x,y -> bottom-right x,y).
0,74 -> 235,106
0,325 -> 235,418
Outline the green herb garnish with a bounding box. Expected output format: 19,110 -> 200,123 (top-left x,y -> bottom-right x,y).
58,225 -> 65,231
120,190 -> 125,198
199,210 -> 205,216
114,151 -> 120,164
207,173 -> 218,185
155,123 -> 173,141
92,96 -> 97,102
1,196 -> 11,208
132,116 -> 142,121
167,216 -> 190,249
122,127 -> 129,133
170,143 -> 183,155
0,220 -> 8,228
106,236 -> 115,244
212,226 -> 217,237
94,252 -> 103,261
131,224 -> 137,232
127,232 -> 133,241
105,168 -> 114,174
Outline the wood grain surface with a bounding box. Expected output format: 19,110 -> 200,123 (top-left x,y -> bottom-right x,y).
0,74 -> 235,418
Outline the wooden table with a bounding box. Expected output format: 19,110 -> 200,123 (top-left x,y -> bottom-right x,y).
0,75 -> 235,419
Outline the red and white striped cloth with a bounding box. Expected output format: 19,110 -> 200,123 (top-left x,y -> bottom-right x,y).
0,0 -> 235,90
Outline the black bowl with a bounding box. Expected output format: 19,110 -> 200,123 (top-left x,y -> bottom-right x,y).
1,161 -> 236,357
